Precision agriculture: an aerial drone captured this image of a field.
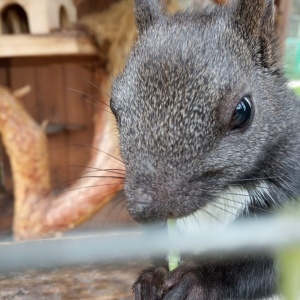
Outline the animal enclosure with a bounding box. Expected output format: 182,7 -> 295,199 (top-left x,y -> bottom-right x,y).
0,0 -> 299,299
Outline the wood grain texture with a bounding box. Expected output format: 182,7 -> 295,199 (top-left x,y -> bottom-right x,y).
35,65 -> 69,187
0,264 -> 143,300
64,65 -> 96,181
74,0 -> 120,18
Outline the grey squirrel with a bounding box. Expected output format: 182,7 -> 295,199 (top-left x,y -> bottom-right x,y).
110,0 -> 300,299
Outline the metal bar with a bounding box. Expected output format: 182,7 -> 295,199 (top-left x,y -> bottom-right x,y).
1,216 -> 300,273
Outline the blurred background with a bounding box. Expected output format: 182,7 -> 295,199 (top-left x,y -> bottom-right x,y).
286,0 -> 300,82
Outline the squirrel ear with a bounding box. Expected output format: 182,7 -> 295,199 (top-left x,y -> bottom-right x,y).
235,0 -> 266,38
134,0 -> 163,34
236,0 -> 281,72
259,0 -> 281,72
262,0 -> 275,30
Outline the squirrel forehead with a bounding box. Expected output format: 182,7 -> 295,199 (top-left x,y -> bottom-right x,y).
133,15 -> 251,67
121,18 -> 252,97
115,24 -> 251,118
112,18 -> 253,138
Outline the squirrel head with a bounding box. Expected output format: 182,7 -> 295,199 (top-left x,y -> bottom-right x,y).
111,0 -> 299,224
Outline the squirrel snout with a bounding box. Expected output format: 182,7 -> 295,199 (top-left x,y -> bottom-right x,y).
126,186 -> 175,223
126,188 -> 155,223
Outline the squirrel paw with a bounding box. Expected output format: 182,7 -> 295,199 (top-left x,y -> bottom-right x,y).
133,266 -> 168,300
133,263 -> 213,300
162,263 -> 208,300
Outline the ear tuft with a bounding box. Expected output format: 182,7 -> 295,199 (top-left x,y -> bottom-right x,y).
235,0 -> 266,38
134,0 -> 163,34
259,0 -> 281,72
263,0 -> 275,28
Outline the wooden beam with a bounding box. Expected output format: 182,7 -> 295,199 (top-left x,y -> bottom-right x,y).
0,34 -> 98,58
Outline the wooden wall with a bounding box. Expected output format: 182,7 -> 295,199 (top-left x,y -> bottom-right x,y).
74,0 -> 119,18
1,58 -> 102,189
0,0 -> 117,233
0,1 -> 116,193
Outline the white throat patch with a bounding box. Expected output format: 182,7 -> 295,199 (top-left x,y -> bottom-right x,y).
177,186 -> 251,234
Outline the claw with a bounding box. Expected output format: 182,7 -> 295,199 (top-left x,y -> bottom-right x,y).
133,266 -> 168,300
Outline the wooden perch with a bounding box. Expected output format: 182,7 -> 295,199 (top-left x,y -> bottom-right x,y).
0,34 -> 98,58
0,80 -> 124,240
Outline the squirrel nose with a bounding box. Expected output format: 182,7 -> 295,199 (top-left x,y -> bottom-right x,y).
126,187 -> 154,217
132,193 -> 153,213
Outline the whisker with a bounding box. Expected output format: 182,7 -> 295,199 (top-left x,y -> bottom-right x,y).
200,208 -> 223,223
94,149 -> 125,165
66,87 -> 95,99
67,143 -> 125,166
55,175 -> 124,190
81,169 -> 126,176
103,194 -> 127,225
84,202 -> 104,231
72,189 -> 123,203
81,77 -> 112,102
215,196 -> 273,214
192,188 -> 251,198
66,88 -> 112,114
206,175 -> 282,184
82,77 -> 101,90
63,183 -> 124,193
116,201 -> 128,225
226,183 -> 271,190
68,165 -> 125,173
186,193 -> 274,214
207,202 -> 240,217
73,175 -> 125,180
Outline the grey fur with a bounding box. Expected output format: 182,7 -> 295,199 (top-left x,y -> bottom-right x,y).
111,0 -> 300,299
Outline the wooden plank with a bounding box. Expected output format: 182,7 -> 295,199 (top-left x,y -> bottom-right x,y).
35,65 -> 69,188
0,59 -> 9,86
0,59 -> 102,197
74,0 -> 120,18
7,55 -> 103,67
64,64 -> 96,180
0,34 -> 98,58
0,264 -> 140,300
9,66 -> 39,120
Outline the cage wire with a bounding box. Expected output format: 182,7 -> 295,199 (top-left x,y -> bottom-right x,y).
2,211 -> 300,298
0,213 -> 300,267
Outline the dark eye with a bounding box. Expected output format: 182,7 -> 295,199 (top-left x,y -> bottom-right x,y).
110,100 -> 117,116
230,95 -> 253,130
110,99 -> 120,122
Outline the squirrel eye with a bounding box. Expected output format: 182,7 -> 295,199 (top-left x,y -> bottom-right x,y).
110,99 -> 120,123
230,96 -> 253,130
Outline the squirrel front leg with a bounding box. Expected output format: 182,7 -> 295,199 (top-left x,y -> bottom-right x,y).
134,255 -> 277,300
